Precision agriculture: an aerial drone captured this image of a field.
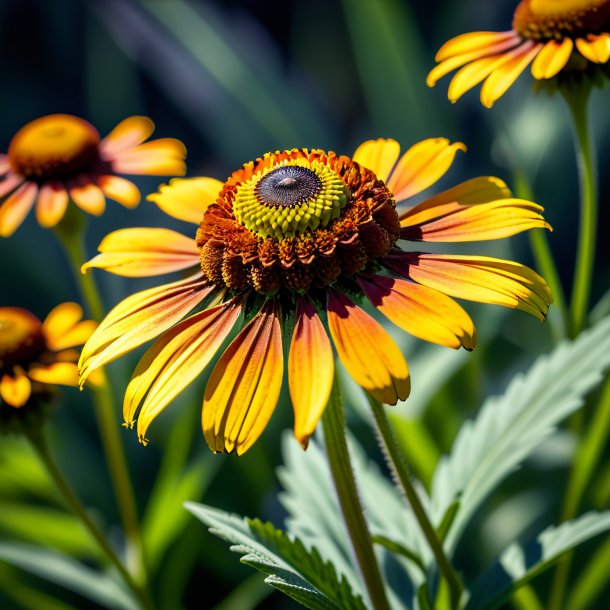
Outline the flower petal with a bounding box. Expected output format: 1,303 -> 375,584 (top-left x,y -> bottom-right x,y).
28,362 -> 79,386
327,289 -> 409,405
100,116 -> 155,158
98,175 -> 141,209
385,252 -> 552,321
111,139 -> 187,176
36,181 -> 69,228
575,33 -> 610,64
0,182 -> 38,237
358,273 -> 476,350
70,183 -> 106,216
288,296 -> 334,448
352,139 -> 400,183
435,30 -> 519,62
82,227 -> 200,277
0,154 -> 10,174
0,173 -> 24,198
202,301 -> 284,456
43,302 -> 96,351
531,38 -> 574,79
125,300 -> 242,441
387,138 -> 466,202
148,177 -> 223,224
1,372 -> 31,408
79,273 -> 211,385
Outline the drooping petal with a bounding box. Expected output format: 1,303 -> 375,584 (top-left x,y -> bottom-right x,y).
43,302 -> 96,350
385,252 -> 552,321
125,300 -> 242,440
288,296 -> 334,448
435,30 -> 519,62
0,173 -> 24,198
1,372 -> 31,408
100,116 -> 155,159
0,182 -> 38,237
79,273 -> 212,385
352,139 -> 400,183
28,362 -> 79,386
202,301 -> 284,456
70,183 -> 106,216
531,38 -> 574,79
82,227 -> 200,277
110,139 -> 187,176
98,175 -> 141,209
36,181 -> 69,228
358,273 -> 476,350
480,42 -> 542,108
327,289 -> 409,405
148,177 -> 223,224
575,34 -> 610,64
387,138 -> 466,202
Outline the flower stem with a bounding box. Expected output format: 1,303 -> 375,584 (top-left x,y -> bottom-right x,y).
53,211 -> 147,588
369,397 -> 464,609
25,427 -> 153,610
321,377 -> 390,610
563,86 -> 597,338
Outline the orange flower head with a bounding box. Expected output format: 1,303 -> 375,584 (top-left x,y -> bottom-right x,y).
428,0 -> 610,107
80,138 -> 552,455
0,115 -> 186,236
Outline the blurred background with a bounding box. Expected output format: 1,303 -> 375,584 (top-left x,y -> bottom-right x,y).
0,0 -> 609,608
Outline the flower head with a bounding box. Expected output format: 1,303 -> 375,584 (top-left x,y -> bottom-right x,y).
79,138 -> 551,455
0,115 -> 186,236
428,0 -> 610,107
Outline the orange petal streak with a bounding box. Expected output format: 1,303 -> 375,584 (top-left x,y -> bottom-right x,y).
435,30 -> 519,61
111,139 -> 187,176
100,116 -> 155,159
0,182 -> 38,237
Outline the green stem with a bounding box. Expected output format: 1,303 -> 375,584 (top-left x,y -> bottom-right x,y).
564,87 -> 597,338
53,213 -> 147,589
322,378 -> 390,610
369,398 -> 463,609
25,427 -> 152,610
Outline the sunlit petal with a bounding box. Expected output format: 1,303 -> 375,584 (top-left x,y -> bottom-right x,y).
352,139 -> 400,183
36,181 -> 69,228
29,362 -> 79,386
1,372 -> 31,408
98,175 -> 141,209
100,116 -> 155,158
0,182 -> 38,237
70,183 -> 106,216
531,38 -> 574,79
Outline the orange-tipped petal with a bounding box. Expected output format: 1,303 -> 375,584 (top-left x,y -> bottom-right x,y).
28,362 -> 79,386
36,181 -> 69,228
386,252 -> 552,321
111,139 -> 187,176
82,227 -> 200,277
100,116 -> 155,158
435,30 -> 518,62
42,302 -> 96,351
288,297 -> 334,448
359,274 -> 476,350
327,289 -> 409,405
148,177 -> 223,225
98,175 -> 141,209
352,139 -> 400,183
1,372 -> 31,408
79,273 -> 212,385
0,182 -> 38,237
70,183 -> 106,216
575,33 -> 610,63
387,138 -> 466,202
126,300 -> 242,440
0,174 -> 24,198
531,38 -> 574,79
202,301 -> 284,456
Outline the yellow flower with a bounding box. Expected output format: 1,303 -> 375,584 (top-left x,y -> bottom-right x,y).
0,115 -> 186,236
428,0 -> 610,107
79,138 -> 552,455
0,303 -> 96,408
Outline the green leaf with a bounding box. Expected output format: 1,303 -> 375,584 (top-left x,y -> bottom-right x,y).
0,542 -> 137,610
431,315 -> 610,554
186,502 -> 367,610
466,512 -> 610,610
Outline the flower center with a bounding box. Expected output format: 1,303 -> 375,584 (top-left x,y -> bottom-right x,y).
514,0 -> 610,39
232,159 -> 349,240
0,308 -> 45,372
8,114 -> 101,180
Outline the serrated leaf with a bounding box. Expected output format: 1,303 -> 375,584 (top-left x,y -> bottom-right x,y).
466,512 -> 610,610
431,315 -> 610,553
186,502 -> 367,610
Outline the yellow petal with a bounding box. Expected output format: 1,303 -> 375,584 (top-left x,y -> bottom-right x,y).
387,138 -> 466,202
288,297 -> 334,448
79,273 -> 212,385
359,274 -> 476,350
29,362 -> 79,386
100,116 -> 155,158
575,34 -> 610,64
1,372 -> 31,408
327,289 -> 409,405
435,30 -> 519,62
202,301 -> 284,455
0,182 -> 38,237
531,38 -> 574,79
447,53 -> 515,102
36,181 -> 69,228
70,183 -> 106,216
127,301 -> 242,440
82,227 -> 200,277
43,302 -> 96,351
148,177 -> 223,225
98,175 -> 141,209
352,139 -> 400,183
111,139 -> 187,176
